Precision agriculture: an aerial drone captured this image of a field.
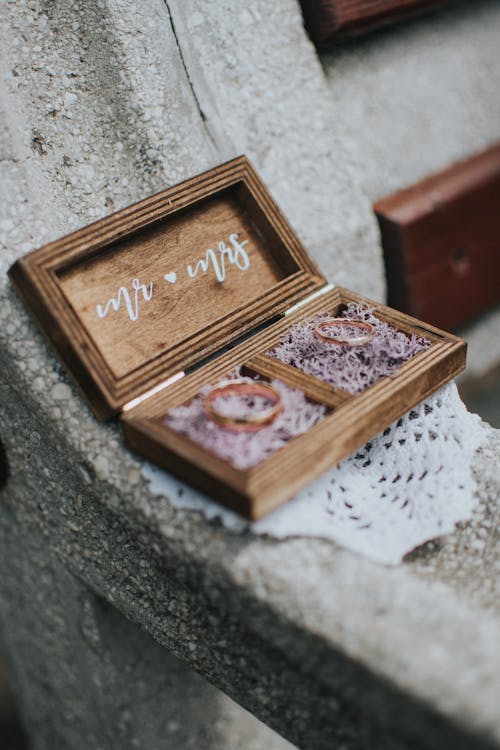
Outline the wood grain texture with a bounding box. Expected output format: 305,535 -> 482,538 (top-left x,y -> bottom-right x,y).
9,155 -> 466,520
9,156 -> 324,419
246,353 -> 351,408
300,0 -> 455,45
374,143 -> 500,331
58,193 -> 287,380
123,288 -> 466,520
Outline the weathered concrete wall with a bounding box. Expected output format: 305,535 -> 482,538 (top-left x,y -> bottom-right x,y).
0,0 -> 384,296
0,485 -> 292,750
1,1 -> 500,749
2,342 -> 500,750
321,0 -> 500,376
3,1 -> 499,372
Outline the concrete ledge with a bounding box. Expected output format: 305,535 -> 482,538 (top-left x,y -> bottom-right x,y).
1,347 -> 500,749
1,1 -> 500,748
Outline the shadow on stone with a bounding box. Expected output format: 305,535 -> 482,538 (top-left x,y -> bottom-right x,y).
0,654 -> 29,750
0,437 -> 8,491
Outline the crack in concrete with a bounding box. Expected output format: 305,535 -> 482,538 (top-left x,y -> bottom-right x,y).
162,0 -> 219,154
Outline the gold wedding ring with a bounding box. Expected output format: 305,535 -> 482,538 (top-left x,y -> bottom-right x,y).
314,318 -> 374,346
204,379 -> 283,432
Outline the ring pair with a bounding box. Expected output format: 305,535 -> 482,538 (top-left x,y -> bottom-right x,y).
203,318 -> 374,433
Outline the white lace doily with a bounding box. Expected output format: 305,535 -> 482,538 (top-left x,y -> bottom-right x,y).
142,383 -> 487,565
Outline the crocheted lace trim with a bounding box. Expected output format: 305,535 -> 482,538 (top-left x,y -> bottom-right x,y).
144,383 -> 486,565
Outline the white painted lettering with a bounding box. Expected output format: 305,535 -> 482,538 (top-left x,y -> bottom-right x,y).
96,278 -> 154,323
187,233 -> 250,283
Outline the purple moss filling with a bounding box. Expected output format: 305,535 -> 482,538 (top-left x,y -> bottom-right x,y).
165,374 -> 327,470
268,302 -> 430,395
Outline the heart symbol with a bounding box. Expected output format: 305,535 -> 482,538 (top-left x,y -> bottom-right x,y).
164,272 -> 177,284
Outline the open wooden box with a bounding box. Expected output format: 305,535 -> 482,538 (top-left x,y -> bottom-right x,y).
9,156 -> 466,520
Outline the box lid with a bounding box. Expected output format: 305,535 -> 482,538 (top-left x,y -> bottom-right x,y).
9,156 -> 325,419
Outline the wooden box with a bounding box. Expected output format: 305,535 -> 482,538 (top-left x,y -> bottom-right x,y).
9,157 -> 466,520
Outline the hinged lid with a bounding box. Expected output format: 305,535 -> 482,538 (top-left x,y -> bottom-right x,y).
9,156 -> 325,419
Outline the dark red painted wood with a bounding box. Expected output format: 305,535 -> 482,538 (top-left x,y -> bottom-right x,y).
374,144 -> 500,331
300,0 -> 456,46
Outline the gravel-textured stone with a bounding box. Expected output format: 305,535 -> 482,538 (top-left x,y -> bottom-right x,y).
1,1 -> 500,749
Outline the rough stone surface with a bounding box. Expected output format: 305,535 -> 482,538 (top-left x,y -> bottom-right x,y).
0,496 -> 293,750
2,351 -> 500,750
321,0 -> 500,376
1,0 -> 500,749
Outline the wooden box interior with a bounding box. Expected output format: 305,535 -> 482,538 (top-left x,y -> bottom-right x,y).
123,287 -> 466,520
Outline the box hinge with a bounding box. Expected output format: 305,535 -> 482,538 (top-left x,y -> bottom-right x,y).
284,283 -> 335,316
